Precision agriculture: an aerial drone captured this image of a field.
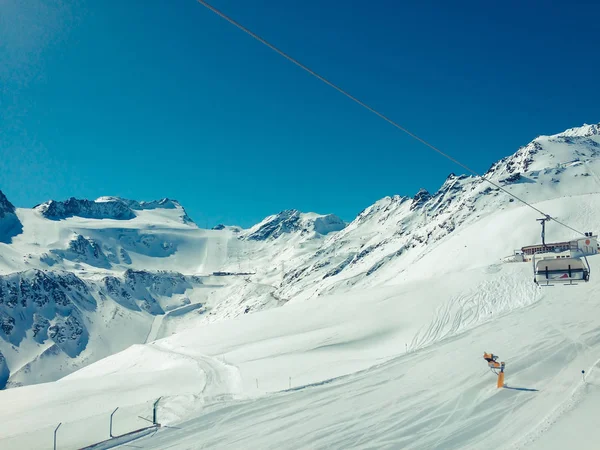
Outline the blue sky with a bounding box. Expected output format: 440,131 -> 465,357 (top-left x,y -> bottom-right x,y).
1,0 -> 599,228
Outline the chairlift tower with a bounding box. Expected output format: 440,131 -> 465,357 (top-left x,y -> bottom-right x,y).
537,216 -> 551,250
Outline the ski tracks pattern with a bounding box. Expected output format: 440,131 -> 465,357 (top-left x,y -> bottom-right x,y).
149,343 -> 244,422
410,271 -> 539,352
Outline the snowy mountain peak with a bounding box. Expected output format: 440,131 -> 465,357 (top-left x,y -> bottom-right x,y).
121,197 -> 182,211
443,173 -> 470,184
124,198 -> 195,225
242,209 -> 346,241
96,196 -> 185,211
552,122 -> 600,138
486,123 -> 600,183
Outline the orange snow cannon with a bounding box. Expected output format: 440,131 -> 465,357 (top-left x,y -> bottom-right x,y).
483,352 -> 505,388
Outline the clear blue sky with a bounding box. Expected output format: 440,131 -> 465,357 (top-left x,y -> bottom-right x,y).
1,0 -> 599,228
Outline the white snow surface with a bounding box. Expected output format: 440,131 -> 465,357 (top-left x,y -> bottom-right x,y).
1,123 -> 600,449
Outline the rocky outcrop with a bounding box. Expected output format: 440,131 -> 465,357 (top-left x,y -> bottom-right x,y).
36,197 -> 136,221
0,190 -> 23,244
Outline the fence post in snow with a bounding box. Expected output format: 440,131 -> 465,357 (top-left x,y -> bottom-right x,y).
153,397 -> 162,425
109,407 -> 119,438
53,423 -> 61,450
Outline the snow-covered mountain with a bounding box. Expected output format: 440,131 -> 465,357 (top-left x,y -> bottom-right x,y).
559,122 -> 600,137
0,122 -> 599,394
241,209 -> 346,241
274,124 -> 600,300
2,122 -> 600,449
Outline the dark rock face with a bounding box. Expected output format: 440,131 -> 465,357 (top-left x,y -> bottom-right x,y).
101,269 -> 198,315
245,210 -> 303,241
0,191 -> 16,219
323,254 -> 355,279
0,351 -> 8,389
35,196 -> 196,225
0,190 -> 23,244
51,234 -> 112,269
36,198 -> 136,221
0,270 -> 95,384
500,172 -> 522,184
411,188 -> 432,211
0,267 -> 202,388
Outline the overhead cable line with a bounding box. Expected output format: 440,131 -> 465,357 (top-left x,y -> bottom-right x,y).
195,0 -> 585,237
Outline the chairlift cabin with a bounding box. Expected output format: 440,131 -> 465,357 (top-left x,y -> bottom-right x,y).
527,219 -> 596,286
533,255 -> 590,286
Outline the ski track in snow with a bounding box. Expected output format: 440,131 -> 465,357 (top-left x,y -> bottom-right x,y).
409,270 -> 539,352
154,343 -> 243,404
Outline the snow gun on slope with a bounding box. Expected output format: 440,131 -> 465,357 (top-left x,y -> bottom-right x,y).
483,352 -> 505,388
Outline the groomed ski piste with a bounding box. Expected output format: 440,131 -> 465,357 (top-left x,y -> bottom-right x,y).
3,197 -> 600,449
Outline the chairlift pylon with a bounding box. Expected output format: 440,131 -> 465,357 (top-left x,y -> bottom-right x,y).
536,216 -> 551,250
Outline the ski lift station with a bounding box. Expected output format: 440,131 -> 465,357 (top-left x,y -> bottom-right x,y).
514,233 -> 598,262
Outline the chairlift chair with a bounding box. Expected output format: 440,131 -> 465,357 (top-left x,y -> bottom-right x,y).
530,218 -> 594,286
533,254 -> 590,286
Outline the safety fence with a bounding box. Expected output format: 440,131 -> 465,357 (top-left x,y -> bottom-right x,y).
1,398 -> 160,450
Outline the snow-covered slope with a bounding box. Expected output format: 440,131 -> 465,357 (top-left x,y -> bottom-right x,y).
1,123 -> 600,449
2,178 -> 600,449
